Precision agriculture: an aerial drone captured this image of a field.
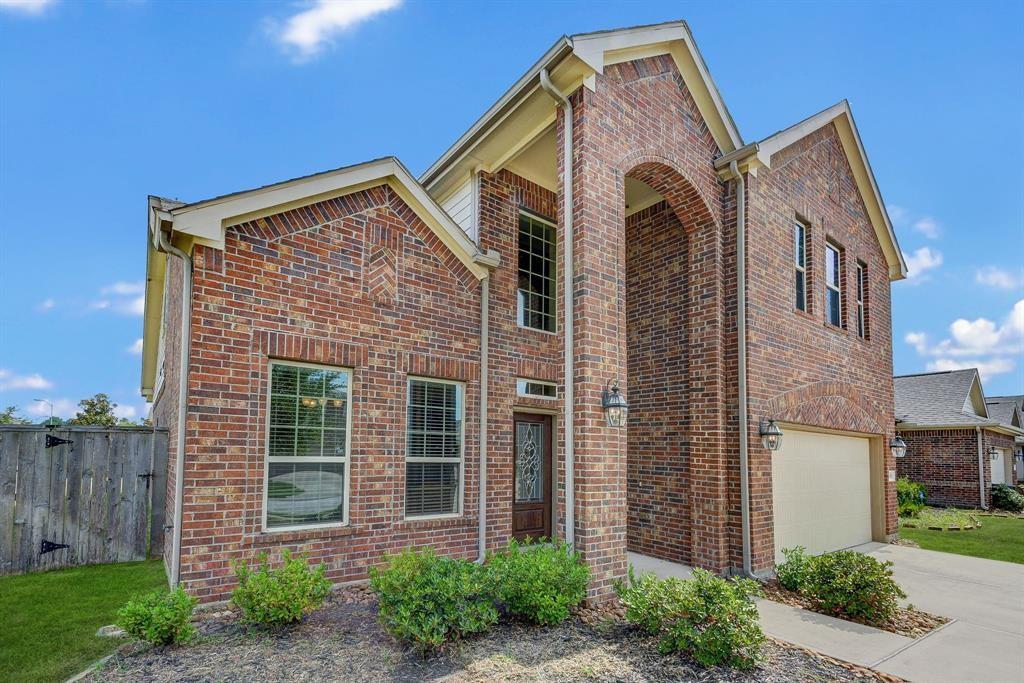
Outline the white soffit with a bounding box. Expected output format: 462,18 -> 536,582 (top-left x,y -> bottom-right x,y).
757,101 -> 908,281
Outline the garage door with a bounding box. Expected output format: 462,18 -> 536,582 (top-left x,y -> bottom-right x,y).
772,429 -> 873,563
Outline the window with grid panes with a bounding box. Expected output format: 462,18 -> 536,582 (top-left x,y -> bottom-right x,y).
825,242 -> 842,327
517,212 -> 556,332
795,221 -> 807,311
406,378 -> 464,517
265,362 -> 350,529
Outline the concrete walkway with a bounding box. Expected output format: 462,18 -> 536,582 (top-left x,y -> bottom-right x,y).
627,545 -> 1024,683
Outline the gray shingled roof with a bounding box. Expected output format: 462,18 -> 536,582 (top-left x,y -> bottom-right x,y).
894,369 -> 995,427
986,395 -> 1023,429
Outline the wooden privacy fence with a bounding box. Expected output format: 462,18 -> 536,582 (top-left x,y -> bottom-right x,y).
0,425 -> 168,576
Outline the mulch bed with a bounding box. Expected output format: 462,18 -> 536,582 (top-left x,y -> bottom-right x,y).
760,580 -> 947,639
88,586 -> 901,683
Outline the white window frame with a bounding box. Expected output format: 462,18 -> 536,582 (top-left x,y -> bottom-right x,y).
516,210 -> 558,335
404,376 -> 465,520
855,261 -> 866,339
516,378 -> 557,400
825,242 -> 842,327
794,221 -> 807,312
261,359 -> 352,533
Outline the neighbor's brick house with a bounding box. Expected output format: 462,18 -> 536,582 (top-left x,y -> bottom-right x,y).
142,21 -> 908,602
895,370 -> 1022,508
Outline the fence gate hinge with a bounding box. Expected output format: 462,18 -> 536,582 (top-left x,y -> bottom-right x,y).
45,434 -> 73,449
138,472 -> 154,489
41,539 -> 70,555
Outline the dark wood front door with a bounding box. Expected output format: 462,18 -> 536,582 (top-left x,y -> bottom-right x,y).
512,413 -> 552,540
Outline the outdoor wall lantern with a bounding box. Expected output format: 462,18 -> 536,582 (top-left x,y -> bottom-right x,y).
890,436 -> 907,459
989,446 -> 999,461
759,419 -> 783,451
602,379 -> 628,428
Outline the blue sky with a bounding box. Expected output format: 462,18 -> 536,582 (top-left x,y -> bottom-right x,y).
1,0 -> 1021,421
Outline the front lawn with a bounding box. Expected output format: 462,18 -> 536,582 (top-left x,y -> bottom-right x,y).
0,560 -> 167,683
899,515 -> 1024,564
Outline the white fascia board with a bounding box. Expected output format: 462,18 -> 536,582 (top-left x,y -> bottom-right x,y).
757,101 -> 908,281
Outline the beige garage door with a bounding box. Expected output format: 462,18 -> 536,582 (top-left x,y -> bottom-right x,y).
772,429 -> 873,563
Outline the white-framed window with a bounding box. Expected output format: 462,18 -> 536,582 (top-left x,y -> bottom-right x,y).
517,211 -> 556,333
856,261 -> 867,339
794,221 -> 807,312
406,377 -> 464,518
516,378 -> 557,399
825,241 -> 842,327
263,360 -> 351,531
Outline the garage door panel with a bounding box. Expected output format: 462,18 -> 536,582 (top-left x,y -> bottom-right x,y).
772,430 -> 872,563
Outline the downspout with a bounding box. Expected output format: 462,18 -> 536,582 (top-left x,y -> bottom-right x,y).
151,215 -> 192,587
729,160 -> 756,579
538,68 -> 575,548
477,273 -> 490,562
976,427 -> 989,510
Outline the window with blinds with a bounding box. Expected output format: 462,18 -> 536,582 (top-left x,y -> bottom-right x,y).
265,361 -> 350,530
406,378 -> 464,518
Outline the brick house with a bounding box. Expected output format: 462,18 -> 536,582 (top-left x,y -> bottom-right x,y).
895,369 -> 1022,508
988,395 -> 1024,481
142,21 -> 909,602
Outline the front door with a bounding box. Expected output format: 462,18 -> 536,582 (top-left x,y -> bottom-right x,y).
512,413 -> 552,540
992,448 -> 1007,485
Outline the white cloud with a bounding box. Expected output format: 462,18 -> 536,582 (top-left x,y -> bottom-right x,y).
101,281 -> 144,296
26,398 -> 76,418
886,204 -> 908,224
0,0 -> 56,15
925,358 -> 1015,383
905,299 -> 1024,381
0,368 -> 54,391
911,217 -> 940,239
127,338 -> 144,355
37,297 -> 55,312
274,0 -> 402,62
975,265 -> 1024,292
113,404 -> 136,419
90,281 -> 145,316
902,247 -> 943,284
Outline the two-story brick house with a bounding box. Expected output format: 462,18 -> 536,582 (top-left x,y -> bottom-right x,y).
142,21 -> 907,602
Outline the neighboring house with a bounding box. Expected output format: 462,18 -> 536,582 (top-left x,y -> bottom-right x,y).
142,21 -> 907,602
987,394 -> 1024,481
895,370 -> 1022,509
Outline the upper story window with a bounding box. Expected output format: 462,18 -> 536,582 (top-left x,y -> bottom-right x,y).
517,211 -> 556,332
856,261 -> 868,339
406,377 -> 464,518
265,361 -> 350,530
825,242 -> 842,327
794,221 -> 808,312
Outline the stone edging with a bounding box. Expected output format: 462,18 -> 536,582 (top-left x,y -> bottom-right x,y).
767,636 -> 907,683
64,654 -> 113,683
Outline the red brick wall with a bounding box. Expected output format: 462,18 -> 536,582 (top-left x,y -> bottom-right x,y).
746,122 -> 898,569
625,201 -> 691,563
897,429 -> 983,508
174,185 -> 484,601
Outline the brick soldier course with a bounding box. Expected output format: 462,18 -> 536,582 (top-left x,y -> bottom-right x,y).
143,22 -> 910,602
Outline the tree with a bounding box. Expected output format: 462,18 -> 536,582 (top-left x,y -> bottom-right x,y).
68,393 -> 119,427
0,406 -> 31,425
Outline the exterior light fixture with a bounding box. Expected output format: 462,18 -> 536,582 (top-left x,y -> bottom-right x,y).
890,436 -> 907,459
601,379 -> 628,428
989,447 -> 999,461
759,419 -> 783,451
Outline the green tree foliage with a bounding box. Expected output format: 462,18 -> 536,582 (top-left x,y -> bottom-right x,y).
0,406 -> 31,425
68,393 -> 119,427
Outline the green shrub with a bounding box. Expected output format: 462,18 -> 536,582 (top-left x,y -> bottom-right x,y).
776,546 -> 810,591
231,550 -> 331,626
799,551 -> 905,624
617,568 -> 764,669
992,484 -> 1024,512
486,537 -> 589,625
116,587 -> 197,646
370,547 -> 497,652
897,478 -> 927,517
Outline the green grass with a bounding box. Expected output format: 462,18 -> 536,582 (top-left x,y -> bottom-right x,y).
900,507 -> 979,530
0,560 -> 167,683
899,515 -> 1024,564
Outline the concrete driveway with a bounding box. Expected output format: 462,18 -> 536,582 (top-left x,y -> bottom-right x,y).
856,542 -> 1024,683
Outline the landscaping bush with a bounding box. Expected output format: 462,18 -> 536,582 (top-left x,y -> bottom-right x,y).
991,483 -> 1024,512
617,568 -> 764,669
231,550 -> 331,626
799,550 -> 905,624
486,537 -> 589,625
897,478 -> 927,517
370,547 -> 497,652
116,586 -> 197,646
775,546 -> 810,591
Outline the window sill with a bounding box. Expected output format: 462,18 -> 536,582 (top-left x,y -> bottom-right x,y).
248,524 -> 356,546
395,516 -> 477,532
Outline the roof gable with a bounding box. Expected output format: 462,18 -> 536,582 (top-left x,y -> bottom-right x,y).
894,369 -> 987,426
752,101 -> 907,281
